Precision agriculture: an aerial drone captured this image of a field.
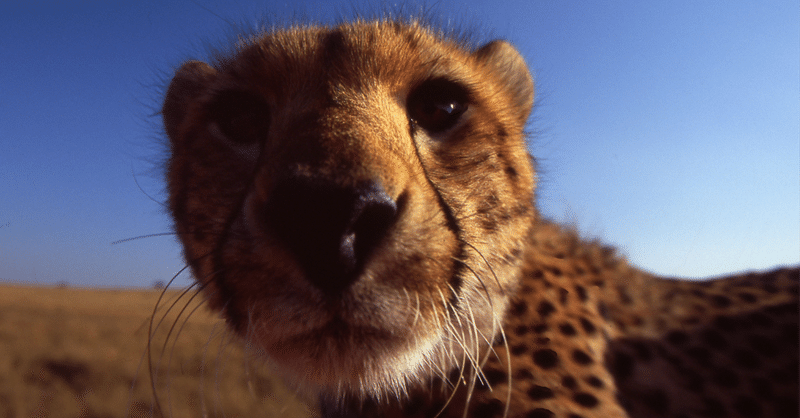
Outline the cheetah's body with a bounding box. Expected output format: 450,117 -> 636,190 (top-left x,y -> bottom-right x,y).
163,19 -> 799,418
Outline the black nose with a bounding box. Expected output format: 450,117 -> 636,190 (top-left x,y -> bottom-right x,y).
264,176 -> 398,294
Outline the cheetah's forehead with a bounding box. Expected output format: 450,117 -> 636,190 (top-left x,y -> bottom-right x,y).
215,21 -> 479,104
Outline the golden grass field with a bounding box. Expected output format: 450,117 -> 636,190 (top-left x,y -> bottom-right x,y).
0,283 -> 315,418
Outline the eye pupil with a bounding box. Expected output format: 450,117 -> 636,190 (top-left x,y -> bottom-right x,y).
437,102 -> 458,115
408,79 -> 469,133
422,101 -> 457,120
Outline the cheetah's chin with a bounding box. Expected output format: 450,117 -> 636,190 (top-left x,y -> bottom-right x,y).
250,319 -> 445,398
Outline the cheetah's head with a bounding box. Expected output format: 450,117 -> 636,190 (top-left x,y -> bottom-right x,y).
163,20 -> 535,399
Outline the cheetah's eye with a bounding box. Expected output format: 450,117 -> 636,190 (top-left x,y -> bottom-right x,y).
407,79 -> 469,133
208,90 -> 270,145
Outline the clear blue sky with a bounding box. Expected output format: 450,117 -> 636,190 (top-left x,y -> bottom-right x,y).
1,1 -> 797,288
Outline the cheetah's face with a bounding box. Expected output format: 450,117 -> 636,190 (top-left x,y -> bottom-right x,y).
164,21 -> 535,398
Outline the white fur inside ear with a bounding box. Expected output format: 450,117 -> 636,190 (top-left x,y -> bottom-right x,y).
472,41 -> 534,121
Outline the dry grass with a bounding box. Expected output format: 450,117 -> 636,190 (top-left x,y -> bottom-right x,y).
0,283 -> 315,418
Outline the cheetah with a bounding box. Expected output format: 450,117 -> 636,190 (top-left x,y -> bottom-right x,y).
162,19 -> 799,417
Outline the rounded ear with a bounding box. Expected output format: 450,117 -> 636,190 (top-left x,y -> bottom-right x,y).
472,41 -> 534,123
163,61 -> 218,141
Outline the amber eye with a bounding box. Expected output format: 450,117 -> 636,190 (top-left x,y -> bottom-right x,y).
407,79 -> 470,133
208,90 -> 270,145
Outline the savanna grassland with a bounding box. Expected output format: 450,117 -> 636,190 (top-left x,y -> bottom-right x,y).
0,284 -> 315,418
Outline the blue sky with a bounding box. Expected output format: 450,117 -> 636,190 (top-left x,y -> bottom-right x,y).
1,0 -> 797,288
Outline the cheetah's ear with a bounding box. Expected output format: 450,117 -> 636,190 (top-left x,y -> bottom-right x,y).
472,41 -> 534,123
163,61 -> 218,142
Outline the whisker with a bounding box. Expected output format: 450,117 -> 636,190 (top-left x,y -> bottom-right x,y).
497,324 -> 512,418
460,239 -> 506,298
112,232 -> 180,245
160,284 -> 208,416
412,291 -> 422,329
112,229 -> 226,245
146,264 -> 193,416
131,165 -> 168,209
451,256 -> 496,316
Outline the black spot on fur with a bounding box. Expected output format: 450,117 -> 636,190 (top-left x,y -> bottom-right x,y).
532,349 -> 560,369
616,285 -> 633,304
515,325 -> 529,336
505,165 -> 518,179
532,323 -> 549,334
559,322 -> 577,336
597,301 -> 609,319
737,292 -> 758,303
573,392 -> 599,408
510,300 -> 528,316
559,287 -> 569,305
579,317 -> 597,335
710,294 -> 732,308
682,315 -> 701,326
480,217 -> 498,232
526,409 -> 554,418
472,399 -> 505,418
483,368 -> 507,387
514,368 -> 534,380
536,301 -> 556,319
527,385 -> 555,400
575,285 -> 588,301
585,376 -> 604,388
511,343 -> 528,355
496,127 -> 508,139
561,375 -> 578,389
572,349 -> 593,365
761,283 -> 779,293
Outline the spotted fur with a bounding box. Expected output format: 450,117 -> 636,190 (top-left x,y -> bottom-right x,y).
163,19 -> 799,418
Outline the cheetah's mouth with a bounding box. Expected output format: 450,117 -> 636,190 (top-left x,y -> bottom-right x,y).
244,290 -> 446,397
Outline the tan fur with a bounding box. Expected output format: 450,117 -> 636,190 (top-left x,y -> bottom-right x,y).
163,19 -> 798,417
